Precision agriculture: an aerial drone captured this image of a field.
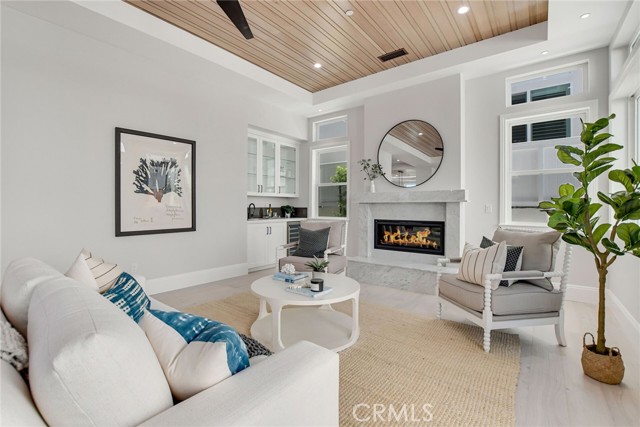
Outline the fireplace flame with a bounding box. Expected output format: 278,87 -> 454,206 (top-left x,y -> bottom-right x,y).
381,227 -> 440,249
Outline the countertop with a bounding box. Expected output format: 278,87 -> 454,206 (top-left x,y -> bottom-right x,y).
247,217 -> 306,223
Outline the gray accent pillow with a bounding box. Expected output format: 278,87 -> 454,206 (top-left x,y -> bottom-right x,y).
293,227 -> 331,257
301,221 -> 343,253
481,236 -> 523,287
492,228 -> 562,291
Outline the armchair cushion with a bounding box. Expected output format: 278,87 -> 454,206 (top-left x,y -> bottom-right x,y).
278,255 -> 346,275
480,237 -> 523,287
292,227 -> 331,257
492,228 -> 561,291
440,274 -> 563,315
457,241 -> 507,290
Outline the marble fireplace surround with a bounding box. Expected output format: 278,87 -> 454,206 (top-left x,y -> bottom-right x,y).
347,189 -> 467,295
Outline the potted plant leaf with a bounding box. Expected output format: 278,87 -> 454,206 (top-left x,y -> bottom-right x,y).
358,158 -> 385,193
281,205 -> 295,218
305,256 -> 330,279
539,113 -> 640,385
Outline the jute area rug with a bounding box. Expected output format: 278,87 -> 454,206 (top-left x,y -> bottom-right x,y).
185,292 -> 520,427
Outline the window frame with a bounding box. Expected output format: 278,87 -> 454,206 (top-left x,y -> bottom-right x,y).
310,143 -> 349,219
312,115 -> 348,142
505,61 -> 588,108
499,99 -> 599,226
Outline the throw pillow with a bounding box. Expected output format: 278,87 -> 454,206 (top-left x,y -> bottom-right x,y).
492,228 -> 562,291
140,309 -> 250,401
0,310 -> 28,372
457,241 -> 507,290
239,333 -> 272,358
480,236 -> 524,287
66,249 -> 123,293
293,227 -> 331,257
102,273 -> 149,323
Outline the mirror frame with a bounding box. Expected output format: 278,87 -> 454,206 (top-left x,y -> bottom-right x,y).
377,119 -> 444,188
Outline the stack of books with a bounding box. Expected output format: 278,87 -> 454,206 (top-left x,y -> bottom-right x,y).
272,272 -> 309,283
285,286 -> 333,298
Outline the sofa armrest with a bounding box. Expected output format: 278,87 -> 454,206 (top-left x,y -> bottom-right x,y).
138,341 -> 339,427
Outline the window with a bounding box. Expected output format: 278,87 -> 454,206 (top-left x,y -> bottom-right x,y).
501,102 -> 597,225
313,116 -> 348,141
312,146 -> 348,218
635,93 -> 640,164
507,64 -> 585,106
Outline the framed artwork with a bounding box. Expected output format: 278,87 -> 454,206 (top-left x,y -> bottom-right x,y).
115,127 -> 196,236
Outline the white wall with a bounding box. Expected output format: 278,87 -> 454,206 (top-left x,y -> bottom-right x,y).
363,75 -> 464,192
1,6 -> 305,286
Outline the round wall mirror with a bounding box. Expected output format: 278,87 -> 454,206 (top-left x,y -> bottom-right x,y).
377,120 -> 444,188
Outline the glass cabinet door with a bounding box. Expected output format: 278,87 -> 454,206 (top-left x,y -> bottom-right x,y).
247,136 -> 258,192
261,139 -> 276,194
279,144 -> 297,195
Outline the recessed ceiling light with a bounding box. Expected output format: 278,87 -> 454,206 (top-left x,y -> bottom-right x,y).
314,63 -> 322,69
345,10 -> 354,16
418,132 -> 423,136
318,109 -> 323,112
580,13 -> 591,19
541,50 -> 549,55
457,5 -> 470,14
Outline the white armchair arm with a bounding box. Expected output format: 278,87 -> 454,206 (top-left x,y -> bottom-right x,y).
436,257 -> 462,267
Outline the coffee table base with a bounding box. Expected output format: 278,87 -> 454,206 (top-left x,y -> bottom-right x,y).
250,306 -> 359,352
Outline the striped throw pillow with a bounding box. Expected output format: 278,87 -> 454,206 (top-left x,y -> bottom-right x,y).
457,241 -> 507,290
66,249 -> 123,293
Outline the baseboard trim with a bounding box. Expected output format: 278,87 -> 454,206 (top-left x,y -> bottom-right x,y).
147,263 -> 248,295
566,284 -> 640,342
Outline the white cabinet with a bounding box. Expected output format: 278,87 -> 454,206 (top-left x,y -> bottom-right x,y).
247,221 -> 287,270
247,132 -> 298,197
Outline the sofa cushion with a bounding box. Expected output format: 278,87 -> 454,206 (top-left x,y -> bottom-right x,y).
440,273 -> 563,315
1,257 -> 63,337
293,227 -> 331,257
28,278 -> 172,426
480,236 -> 523,286
66,248 -> 123,293
279,254 -> 347,274
301,221 -> 344,253
140,309 -> 250,401
1,360 -> 47,427
457,241 -> 507,290
102,272 -> 149,323
492,228 -> 561,290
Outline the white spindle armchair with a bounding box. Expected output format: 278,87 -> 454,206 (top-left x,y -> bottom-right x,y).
436,227 -> 572,352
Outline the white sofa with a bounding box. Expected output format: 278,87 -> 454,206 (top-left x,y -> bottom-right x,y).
0,258 -> 339,426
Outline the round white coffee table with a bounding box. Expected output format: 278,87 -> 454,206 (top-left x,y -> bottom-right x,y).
250,274 -> 360,352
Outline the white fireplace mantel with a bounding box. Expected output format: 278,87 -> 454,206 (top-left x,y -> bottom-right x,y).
347,189 -> 468,294
352,189 -> 467,204
353,189 -> 468,262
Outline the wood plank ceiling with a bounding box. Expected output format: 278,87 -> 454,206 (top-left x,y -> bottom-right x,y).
125,0 -> 548,93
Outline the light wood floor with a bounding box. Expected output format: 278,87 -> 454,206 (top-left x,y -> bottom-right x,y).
154,271 -> 640,427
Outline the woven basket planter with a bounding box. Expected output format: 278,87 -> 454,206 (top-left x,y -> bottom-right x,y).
581,333 -> 625,385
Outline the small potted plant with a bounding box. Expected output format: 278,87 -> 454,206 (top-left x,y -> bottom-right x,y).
539,113 -> 640,385
305,256 -> 330,279
281,205 -> 295,218
358,158 -> 385,192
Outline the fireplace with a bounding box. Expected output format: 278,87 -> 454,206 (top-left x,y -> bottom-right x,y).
374,219 -> 445,256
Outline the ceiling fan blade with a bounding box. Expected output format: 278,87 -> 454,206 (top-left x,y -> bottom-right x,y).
216,0 -> 253,40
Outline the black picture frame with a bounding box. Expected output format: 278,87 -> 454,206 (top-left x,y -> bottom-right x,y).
115,127 -> 196,236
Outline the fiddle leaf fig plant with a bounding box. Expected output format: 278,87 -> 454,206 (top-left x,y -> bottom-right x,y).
539,113 -> 640,355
